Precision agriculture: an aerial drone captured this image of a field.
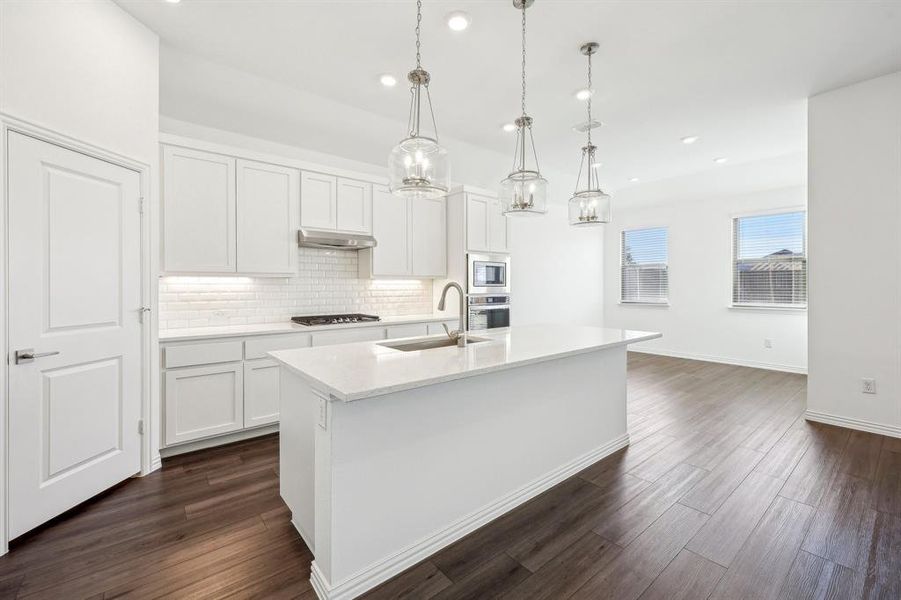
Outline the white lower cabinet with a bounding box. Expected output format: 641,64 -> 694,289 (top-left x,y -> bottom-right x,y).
244,358 -> 281,428
427,320 -> 460,336
386,323 -> 429,339
164,362 -> 244,445
311,327 -> 386,346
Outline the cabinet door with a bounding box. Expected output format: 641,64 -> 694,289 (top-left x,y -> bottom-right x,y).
300,171 -> 338,230
336,178 -> 372,233
411,196 -> 447,277
488,198 -> 510,253
371,185 -> 409,276
163,146 -> 236,273
236,159 -> 299,274
164,363 -> 244,445
244,358 -> 280,428
427,320 -> 459,335
466,194 -> 490,252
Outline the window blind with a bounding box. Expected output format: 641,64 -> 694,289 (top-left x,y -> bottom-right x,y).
732,211 -> 807,307
621,227 -> 669,303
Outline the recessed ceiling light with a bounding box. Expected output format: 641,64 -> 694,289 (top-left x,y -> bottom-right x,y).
165,0 -> 181,3
629,177 -> 640,183
714,157 -> 728,164
502,123 -> 516,133
575,88 -> 594,101
446,11 -> 471,31
379,74 -> 397,87
681,135 -> 699,145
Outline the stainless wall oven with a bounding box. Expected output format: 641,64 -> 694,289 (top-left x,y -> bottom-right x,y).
468,295 -> 511,331
467,253 -> 510,295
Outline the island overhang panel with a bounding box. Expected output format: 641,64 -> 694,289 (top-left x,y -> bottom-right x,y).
273,326 -> 660,600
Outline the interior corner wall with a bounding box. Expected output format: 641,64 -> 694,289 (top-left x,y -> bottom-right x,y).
603,185 -> 808,373
807,70 -> 901,436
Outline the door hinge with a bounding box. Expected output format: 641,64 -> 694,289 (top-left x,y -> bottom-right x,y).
138,419 -> 145,435
139,196 -> 145,214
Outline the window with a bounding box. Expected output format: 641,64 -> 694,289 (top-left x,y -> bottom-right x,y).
621,227 -> 669,304
732,211 -> 807,307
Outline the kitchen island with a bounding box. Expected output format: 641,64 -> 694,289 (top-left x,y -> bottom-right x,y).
270,324 -> 660,600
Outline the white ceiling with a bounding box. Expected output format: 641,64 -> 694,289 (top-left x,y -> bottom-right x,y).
118,0 -> 901,192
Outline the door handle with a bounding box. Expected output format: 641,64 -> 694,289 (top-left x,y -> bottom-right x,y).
14,348 -> 60,365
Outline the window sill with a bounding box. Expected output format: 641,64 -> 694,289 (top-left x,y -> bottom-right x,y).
729,303 -> 806,313
618,301 -> 670,307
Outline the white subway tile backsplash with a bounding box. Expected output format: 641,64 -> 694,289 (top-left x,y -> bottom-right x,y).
159,247 -> 434,330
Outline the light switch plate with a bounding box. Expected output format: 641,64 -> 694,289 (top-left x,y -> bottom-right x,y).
862,378 -> 876,394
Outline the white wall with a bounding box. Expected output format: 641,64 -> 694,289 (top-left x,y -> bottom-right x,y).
603,184 -> 808,373
807,70 -> 901,437
510,204 -> 605,327
0,0 -> 159,164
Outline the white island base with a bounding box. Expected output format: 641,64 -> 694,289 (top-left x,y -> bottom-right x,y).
272,326 -> 660,600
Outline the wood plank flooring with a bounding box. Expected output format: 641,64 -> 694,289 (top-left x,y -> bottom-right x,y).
1,353 -> 899,599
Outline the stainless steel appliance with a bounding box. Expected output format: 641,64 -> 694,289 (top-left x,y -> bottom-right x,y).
292,313 -> 380,326
467,295 -> 511,331
467,253 -> 511,294
297,228 -> 377,250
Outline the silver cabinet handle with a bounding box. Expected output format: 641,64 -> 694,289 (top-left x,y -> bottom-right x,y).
14,348 -> 60,364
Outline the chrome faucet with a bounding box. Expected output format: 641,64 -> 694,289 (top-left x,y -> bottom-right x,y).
437,281 -> 468,347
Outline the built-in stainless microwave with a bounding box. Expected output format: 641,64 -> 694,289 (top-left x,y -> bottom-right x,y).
468,295 -> 511,331
467,253 -> 511,295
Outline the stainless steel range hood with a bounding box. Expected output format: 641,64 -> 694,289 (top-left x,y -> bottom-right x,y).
297,228 -> 377,251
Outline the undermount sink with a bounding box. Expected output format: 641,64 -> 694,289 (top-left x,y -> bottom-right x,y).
378,335 -> 489,352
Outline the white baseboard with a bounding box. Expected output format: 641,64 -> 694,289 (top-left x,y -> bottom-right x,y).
308,433 -> 631,600
630,347 -> 807,375
159,424 -> 279,459
150,455 -> 163,472
805,410 -> 901,439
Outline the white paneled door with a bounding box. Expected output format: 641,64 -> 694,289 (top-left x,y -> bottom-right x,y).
7,132 -> 143,539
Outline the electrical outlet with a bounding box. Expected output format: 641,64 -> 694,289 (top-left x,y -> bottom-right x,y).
764,339 -> 773,349
862,378 -> 876,394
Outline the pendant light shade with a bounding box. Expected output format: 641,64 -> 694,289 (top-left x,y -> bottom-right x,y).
389,1 -> 450,199
501,0 -> 547,216
569,42 -> 612,226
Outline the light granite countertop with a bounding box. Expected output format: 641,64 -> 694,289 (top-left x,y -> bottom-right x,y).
158,313 -> 459,342
269,325 -> 661,401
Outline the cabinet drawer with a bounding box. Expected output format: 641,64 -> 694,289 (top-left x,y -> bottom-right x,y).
427,321 -> 459,336
311,327 -> 386,346
385,323 -> 429,339
164,340 -> 244,368
244,333 -> 312,360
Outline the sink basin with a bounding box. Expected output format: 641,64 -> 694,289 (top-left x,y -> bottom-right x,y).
378,335 -> 488,352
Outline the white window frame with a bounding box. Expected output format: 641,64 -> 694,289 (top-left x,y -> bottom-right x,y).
730,207 -> 807,311
619,226 -> 670,306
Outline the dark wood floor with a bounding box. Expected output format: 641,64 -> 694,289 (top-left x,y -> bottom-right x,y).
1,353 -> 899,599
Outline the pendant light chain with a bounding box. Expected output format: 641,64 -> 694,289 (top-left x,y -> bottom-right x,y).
520,2 -> 527,117
415,0 -> 422,70
586,50 -> 593,146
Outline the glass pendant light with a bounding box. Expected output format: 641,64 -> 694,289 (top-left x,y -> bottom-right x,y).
500,0 -> 547,216
389,0 -> 450,199
569,42 -> 612,226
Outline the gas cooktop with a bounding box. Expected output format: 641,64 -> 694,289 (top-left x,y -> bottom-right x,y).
291,313 -> 381,326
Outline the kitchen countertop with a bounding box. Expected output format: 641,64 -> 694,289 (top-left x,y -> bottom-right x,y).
269,325 -> 661,402
159,313 -> 458,342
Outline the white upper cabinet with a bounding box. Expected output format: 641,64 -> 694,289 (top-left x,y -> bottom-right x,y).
163,146 -> 237,273
236,159 -> 299,275
361,191 -> 446,279
466,194 -> 490,252
464,193 -> 509,254
336,178 -> 372,233
411,197 -> 447,277
301,172 -> 373,234
488,198 -> 510,253
370,185 -> 409,276
300,171 -> 338,230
